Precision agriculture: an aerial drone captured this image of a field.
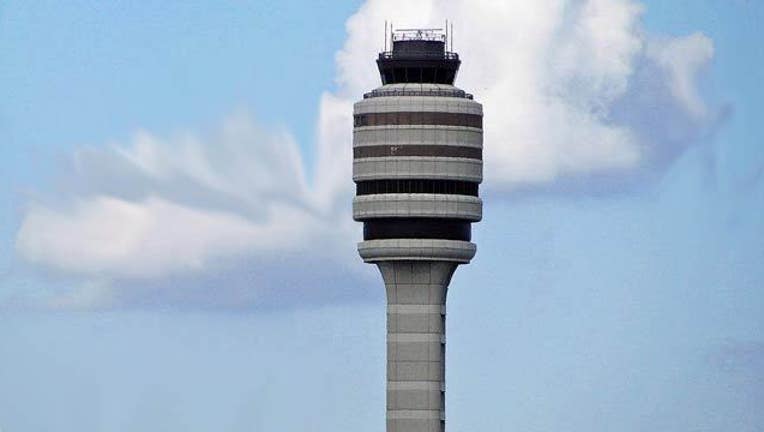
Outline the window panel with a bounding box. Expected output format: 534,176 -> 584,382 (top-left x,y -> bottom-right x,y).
353,112 -> 482,128
356,180 -> 479,197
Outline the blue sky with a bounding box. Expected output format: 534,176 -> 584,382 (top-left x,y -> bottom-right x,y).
1,0 -> 763,431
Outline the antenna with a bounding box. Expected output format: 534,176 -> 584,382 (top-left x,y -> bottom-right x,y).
384,20 -> 387,52
445,19 -> 448,46
451,21 -> 454,51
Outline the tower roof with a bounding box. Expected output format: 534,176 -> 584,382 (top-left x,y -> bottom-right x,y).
377,28 -> 460,85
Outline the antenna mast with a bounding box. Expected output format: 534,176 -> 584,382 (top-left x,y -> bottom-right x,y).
445,19 -> 448,47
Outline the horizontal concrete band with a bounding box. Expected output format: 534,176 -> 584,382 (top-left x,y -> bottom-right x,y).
388,315 -> 443,333
353,126 -> 482,148
355,126 -> 482,135
354,145 -> 482,160
388,304 -> 445,314
387,409 -> 444,420
388,381 -> 443,391
353,193 -> 482,221
388,344 -> 443,362
355,92 -> 482,115
388,359 -> 443,367
353,157 -> 482,182
388,392 -> 443,411
385,288 -> 447,305
388,360 -> 443,382
386,419 -> 444,432
358,239 -> 476,263
388,333 -> 444,343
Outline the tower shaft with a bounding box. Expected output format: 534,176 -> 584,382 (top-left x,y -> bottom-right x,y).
381,261 -> 455,432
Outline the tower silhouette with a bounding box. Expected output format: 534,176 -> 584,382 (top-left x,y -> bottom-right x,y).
353,26 -> 483,432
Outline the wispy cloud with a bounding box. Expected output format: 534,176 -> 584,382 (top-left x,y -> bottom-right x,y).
14,113 -> 365,309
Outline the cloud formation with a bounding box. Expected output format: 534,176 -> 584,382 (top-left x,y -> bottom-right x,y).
15,114 -> 364,309
13,0 -> 719,309
330,0 -> 718,190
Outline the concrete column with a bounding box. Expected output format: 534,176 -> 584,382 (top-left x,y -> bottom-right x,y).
377,261 -> 457,432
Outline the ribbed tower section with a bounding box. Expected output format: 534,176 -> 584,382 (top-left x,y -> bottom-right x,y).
353,30 -> 482,432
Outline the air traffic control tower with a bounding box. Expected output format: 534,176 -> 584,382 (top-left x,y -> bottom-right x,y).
353,27 -> 482,432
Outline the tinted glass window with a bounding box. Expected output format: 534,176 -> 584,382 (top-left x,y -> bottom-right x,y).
356,179 -> 479,196
354,112 -> 482,128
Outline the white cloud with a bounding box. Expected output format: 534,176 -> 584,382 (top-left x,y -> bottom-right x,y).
324,0 -> 717,188
14,112 -> 362,309
12,0 -> 718,309
646,32 -> 715,119
17,195 -> 327,279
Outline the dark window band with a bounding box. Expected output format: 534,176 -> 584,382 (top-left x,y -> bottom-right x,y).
363,218 -> 471,241
354,145 -> 482,160
354,112 -> 482,128
356,179 -> 479,196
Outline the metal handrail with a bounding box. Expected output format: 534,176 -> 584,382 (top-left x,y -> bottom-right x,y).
378,51 -> 460,60
392,29 -> 446,42
363,88 -> 473,100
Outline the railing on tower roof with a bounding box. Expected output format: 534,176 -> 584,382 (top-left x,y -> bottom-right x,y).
378,51 -> 459,60
392,28 -> 446,42
377,25 -> 461,85
379,28 -> 458,60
